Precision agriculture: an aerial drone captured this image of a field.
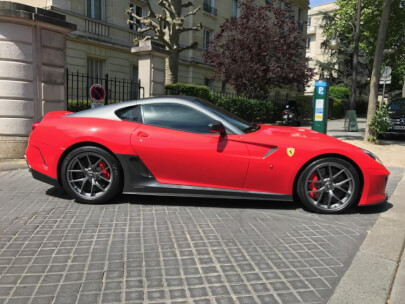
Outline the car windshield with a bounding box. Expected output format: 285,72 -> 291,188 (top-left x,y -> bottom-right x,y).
194,98 -> 259,133
388,99 -> 405,112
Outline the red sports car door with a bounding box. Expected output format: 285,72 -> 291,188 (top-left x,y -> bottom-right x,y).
130,124 -> 250,190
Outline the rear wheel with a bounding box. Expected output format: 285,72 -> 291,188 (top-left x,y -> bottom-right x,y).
61,146 -> 122,204
297,157 -> 361,214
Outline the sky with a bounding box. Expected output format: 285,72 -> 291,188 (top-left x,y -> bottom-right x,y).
310,0 -> 336,7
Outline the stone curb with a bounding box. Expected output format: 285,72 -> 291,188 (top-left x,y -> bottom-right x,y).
328,172 -> 405,304
0,159 -> 27,171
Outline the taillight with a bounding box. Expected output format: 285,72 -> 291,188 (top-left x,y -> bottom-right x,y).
32,122 -> 40,131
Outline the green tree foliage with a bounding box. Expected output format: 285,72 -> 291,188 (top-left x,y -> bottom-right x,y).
368,104 -> 393,143
321,0 -> 405,92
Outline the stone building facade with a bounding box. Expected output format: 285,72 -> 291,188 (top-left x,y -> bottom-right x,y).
5,0 -> 309,92
305,2 -> 337,95
0,1 -> 75,158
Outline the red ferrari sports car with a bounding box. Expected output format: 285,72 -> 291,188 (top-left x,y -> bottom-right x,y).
25,96 -> 389,213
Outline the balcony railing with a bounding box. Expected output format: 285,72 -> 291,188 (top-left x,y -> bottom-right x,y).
85,18 -> 109,37
203,2 -> 217,16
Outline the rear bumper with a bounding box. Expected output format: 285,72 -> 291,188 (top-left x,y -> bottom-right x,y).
30,168 -> 59,187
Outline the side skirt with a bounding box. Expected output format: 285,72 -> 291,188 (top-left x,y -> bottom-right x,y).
116,154 -> 293,202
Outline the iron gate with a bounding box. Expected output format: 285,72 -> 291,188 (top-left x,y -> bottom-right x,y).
66,69 -> 144,112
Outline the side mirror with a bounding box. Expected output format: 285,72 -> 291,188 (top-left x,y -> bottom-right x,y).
208,121 -> 226,135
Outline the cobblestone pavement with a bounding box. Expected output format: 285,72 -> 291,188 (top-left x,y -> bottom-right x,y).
0,168 -> 403,304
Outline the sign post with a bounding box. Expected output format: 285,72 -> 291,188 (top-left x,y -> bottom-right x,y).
312,81 -> 329,134
90,84 -> 106,109
380,66 -> 392,106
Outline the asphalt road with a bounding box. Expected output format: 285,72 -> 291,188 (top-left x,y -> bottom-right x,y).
0,168 -> 403,304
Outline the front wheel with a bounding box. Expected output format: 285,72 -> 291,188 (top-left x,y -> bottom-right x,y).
61,146 -> 122,204
296,158 -> 361,214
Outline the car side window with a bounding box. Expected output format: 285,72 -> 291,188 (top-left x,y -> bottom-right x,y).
115,106 -> 142,122
142,103 -> 213,134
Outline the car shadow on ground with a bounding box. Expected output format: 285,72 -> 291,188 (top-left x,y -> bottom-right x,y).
378,135 -> 405,146
45,186 -> 393,215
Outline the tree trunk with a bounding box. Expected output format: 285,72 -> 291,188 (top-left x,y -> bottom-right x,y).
166,51 -> 179,84
402,78 -> 405,97
364,0 -> 392,141
349,0 -> 361,111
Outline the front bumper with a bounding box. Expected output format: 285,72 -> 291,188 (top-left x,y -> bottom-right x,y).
358,167 -> 390,206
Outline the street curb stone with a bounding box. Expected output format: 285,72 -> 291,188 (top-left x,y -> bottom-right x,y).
389,247 -> 405,304
328,172 -> 405,304
0,159 -> 26,171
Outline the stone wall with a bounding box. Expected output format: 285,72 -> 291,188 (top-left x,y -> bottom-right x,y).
0,2 -> 75,159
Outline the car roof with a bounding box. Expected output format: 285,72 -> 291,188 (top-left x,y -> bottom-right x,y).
67,96 -> 201,120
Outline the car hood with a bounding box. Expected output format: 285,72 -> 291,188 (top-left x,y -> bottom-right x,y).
242,124 -> 356,151
248,124 -> 337,141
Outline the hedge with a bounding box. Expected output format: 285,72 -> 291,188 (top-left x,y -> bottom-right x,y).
166,83 -> 210,100
331,98 -> 346,118
329,86 -> 350,100
164,83 -> 319,123
165,83 -> 280,123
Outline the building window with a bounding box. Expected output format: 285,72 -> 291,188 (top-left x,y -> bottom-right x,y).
203,0 -> 217,16
203,29 -> 214,50
86,0 -> 103,20
87,57 -> 105,80
205,78 -> 214,91
231,0 -> 240,17
306,38 -> 311,50
307,17 -> 311,26
129,3 -> 146,31
221,81 -> 226,93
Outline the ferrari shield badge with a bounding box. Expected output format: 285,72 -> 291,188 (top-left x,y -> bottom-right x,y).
287,148 -> 295,157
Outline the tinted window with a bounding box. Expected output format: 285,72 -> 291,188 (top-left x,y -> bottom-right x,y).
142,103 -> 213,133
116,106 -> 142,122
194,98 -> 258,133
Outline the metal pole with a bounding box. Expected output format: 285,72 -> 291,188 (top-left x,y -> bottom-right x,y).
381,80 -> 386,107
105,73 -> 109,105
66,68 -> 69,111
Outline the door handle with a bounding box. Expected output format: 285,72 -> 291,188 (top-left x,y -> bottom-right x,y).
137,131 -> 149,138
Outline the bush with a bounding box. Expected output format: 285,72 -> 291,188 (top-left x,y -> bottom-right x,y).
210,94 -> 276,123
295,95 -> 313,119
332,98 -> 346,119
368,104 -> 393,144
165,83 -> 210,100
165,83 -> 279,123
329,86 -> 350,100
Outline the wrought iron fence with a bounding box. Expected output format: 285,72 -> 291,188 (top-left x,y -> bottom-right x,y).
66,69 -> 144,112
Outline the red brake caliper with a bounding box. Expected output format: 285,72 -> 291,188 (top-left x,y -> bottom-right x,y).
309,173 -> 318,199
98,161 -> 110,180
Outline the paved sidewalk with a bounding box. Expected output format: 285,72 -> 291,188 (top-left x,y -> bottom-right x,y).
322,118 -> 405,304
1,119 -> 404,304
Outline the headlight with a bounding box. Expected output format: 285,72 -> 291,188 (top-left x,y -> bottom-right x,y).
362,149 -> 383,165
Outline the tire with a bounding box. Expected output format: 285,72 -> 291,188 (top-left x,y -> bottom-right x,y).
61,146 -> 122,204
296,157 -> 361,214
